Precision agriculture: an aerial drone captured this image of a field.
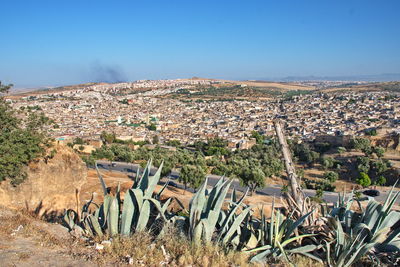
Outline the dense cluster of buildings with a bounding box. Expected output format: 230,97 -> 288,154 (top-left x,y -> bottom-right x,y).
8,79 -> 400,149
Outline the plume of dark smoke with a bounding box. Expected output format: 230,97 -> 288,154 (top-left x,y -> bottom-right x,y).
89,61 -> 127,83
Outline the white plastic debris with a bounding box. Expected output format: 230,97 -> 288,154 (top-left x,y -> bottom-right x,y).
95,243 -> 104,250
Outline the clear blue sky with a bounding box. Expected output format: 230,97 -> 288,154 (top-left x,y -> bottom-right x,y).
1,0 -> 400,88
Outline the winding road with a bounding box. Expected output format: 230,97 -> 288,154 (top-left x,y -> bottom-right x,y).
94,160 -> 400,205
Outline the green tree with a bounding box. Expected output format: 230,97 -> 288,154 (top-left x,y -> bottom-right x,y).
110,144 -> 134,162
74,137 -> 86,145
373,146 -> 385,158
337,147 -> 346,155
365,128 -> 377,136
165,139 -> 181,147
179,165 -> 206,191
357,172 -> 371,187
350,138 -> 372,156
293,142 -> 320,166
320,156 -> 335,169
375,175 -> 386,186
0,82 -> 49,185
100,131 -> 116,144
324,171 -> 339,183
238,167 -> 266,195
251,131 -> 265,144
371,159 -> 388,175
356,156 -> 370,174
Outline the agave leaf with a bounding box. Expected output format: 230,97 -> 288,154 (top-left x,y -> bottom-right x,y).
189,177 -> 208,229
136,199 -> 150,231
146,197 -> 167,221
89,214 -> 103,237
131,188 -> 144,226
82,217 -> 93,236
230,187 -> 237,204
101,195 -> 112,228
382,225 -> 400,246
343,242 -> 376,267
270,197 -> 276,247
137,158 -> 152,191
337,219 -> 345,247
63,209 -> 77,230
193,220 -> 205,243
287,244 -> 320,254
107,196 -> 119,236
120,189 -> 135,236
217,188 -> 248,241
276,240 -> 291,264
325,241 -> 332,266
380,208 -> 400,230
95,163 -> 108,196
222,206 -> 252,244
247,244 -> 273,253
206,180 -> 232,235
382,180 -> 399,211
249,246 -> 273,263
204,178 -> 226,214
285,210 -> 314,238
280,234 -> 316,248
144,161 -> 164,198
161,198 -> 172,214
156,178 -> 169,199
81,194 -> 94,216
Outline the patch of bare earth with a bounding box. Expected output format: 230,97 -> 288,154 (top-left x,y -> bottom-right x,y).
0,206 -> 94,267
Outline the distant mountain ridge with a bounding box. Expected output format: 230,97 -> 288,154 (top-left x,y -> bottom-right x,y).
276,73 -> 400,82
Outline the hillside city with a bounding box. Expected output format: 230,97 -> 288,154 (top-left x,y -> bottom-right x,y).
7,79 -> 400,149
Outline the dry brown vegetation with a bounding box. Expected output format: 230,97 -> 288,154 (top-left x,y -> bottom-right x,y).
0,205 -> 325,266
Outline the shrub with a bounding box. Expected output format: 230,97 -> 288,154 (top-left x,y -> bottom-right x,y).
320,156 -> 335,169
356,172 -> 371,187
324,171 -> 339,183
373,146 -> 385,158
0,82 -> 49,185
375,175 -> 386,186
337,146 -> 346,155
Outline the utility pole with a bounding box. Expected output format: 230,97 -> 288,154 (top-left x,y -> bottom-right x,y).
274,119 -> 305,209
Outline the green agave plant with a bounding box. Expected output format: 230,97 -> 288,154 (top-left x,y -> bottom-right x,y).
246,199 -> 319,265
325,182 -> 400,266
331,183 -> 400,251
324,218 -> 379,267
172,177 -> 252,247
64,159 -> 171,237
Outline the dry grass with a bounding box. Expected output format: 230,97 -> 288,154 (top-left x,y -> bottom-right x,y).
0,210 -> 31,237
86,228 -> 327,267
0,206 -> 68,248
90,229 -> 253,267
0,206 -> 326,266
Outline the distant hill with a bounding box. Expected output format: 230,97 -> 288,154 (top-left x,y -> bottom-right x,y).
321,81 -> 400,93
277,73 -> 400,82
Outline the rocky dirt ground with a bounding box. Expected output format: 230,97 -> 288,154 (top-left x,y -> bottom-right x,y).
0,169 -> 276,267
0,206 -> 96,267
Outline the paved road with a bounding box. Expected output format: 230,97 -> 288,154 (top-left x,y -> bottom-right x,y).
94,160 -> 399,204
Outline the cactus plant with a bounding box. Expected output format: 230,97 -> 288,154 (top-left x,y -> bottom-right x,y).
246,200 -> 318,264
185,177 -> 252,246
64,159 -> 171,237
